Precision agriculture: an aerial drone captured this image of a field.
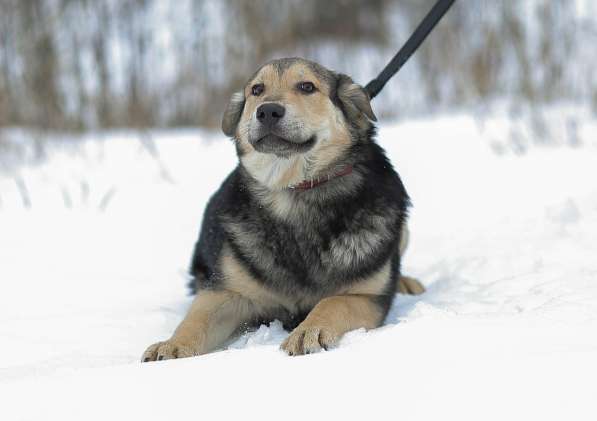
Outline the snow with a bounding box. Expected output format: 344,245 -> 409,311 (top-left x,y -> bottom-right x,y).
1,111 -> 597,420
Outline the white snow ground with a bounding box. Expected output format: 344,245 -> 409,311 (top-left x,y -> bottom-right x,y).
1,111 -> 597,420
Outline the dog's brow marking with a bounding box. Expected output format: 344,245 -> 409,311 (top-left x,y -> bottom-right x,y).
272,58 -> 302,77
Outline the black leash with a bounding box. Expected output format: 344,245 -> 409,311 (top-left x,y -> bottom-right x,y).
365,0 -> 456,99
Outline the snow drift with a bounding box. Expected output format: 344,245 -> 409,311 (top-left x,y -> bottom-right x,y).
1,110 -> 596,420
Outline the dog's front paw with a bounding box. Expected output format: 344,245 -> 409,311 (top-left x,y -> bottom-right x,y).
281,325 -> 340,356
141,339 -> 197,362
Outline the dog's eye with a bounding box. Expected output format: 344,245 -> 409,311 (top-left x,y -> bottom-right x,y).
297,81 -> 316,94
251,84 -> 264,96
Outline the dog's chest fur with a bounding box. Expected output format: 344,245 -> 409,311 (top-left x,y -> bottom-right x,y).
190,142 -> 409,309
227,202 -> 395,290
220,165 -> 406,299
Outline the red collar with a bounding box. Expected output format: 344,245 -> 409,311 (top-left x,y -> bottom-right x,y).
289,165 -> 354,191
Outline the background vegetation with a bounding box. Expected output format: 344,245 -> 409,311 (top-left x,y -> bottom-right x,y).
0,0 -> 595,131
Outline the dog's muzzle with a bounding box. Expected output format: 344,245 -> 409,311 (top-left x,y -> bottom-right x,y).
250,103 -> 316,156
250,134 -> 316,156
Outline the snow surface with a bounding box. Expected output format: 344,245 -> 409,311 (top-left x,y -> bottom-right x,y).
1,112 -> 597,420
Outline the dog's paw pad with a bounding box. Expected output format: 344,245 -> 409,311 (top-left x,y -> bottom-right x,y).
141,340 -> 196,362
281,326 -> 339,356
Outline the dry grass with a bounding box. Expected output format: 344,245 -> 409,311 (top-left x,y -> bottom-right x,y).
0,0 -> 593,130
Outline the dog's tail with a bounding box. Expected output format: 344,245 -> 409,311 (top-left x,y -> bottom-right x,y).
397,225 -> 426,295
397,276 -> 425,295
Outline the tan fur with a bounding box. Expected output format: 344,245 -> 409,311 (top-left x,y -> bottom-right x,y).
241,152 -> 306,190
237,63 -> 353,190
399,224 -> 410,256
280,294 -> 382,355
142,229 -> 424,361
143,241 -> 324,361
340,260 -> 391,296
256,189 -> 298,220
307,123 -> 352,176
279,244 -> 390,356
142,60 -> 424,361
396,225 -> 426,295
219,244 -> 313,312
274,157 -> 305,187
141,289 -> 255,361
280,256 -> 421,356
397,276 -> 426,295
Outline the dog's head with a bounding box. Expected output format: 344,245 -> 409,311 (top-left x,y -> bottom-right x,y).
221,58 -> 376,190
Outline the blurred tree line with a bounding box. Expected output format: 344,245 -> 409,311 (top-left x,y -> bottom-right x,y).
0,0 -> 595,131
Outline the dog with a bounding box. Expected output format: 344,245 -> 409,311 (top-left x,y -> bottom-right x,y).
142,57 -> 424,361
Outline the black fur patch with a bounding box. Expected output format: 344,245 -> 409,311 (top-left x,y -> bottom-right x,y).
193,57 -> 410,327
188,133 -> 409,325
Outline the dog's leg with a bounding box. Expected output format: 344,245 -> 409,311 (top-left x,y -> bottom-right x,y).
397,275 -> 425,295
280,294 -> 382,356
141,289 -> 253,361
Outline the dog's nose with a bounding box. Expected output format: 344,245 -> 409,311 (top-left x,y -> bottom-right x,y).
256,103 -> 285,127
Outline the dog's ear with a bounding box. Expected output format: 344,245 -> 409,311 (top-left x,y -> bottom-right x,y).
221,91 -> 245,137
335,74 -> 377,122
